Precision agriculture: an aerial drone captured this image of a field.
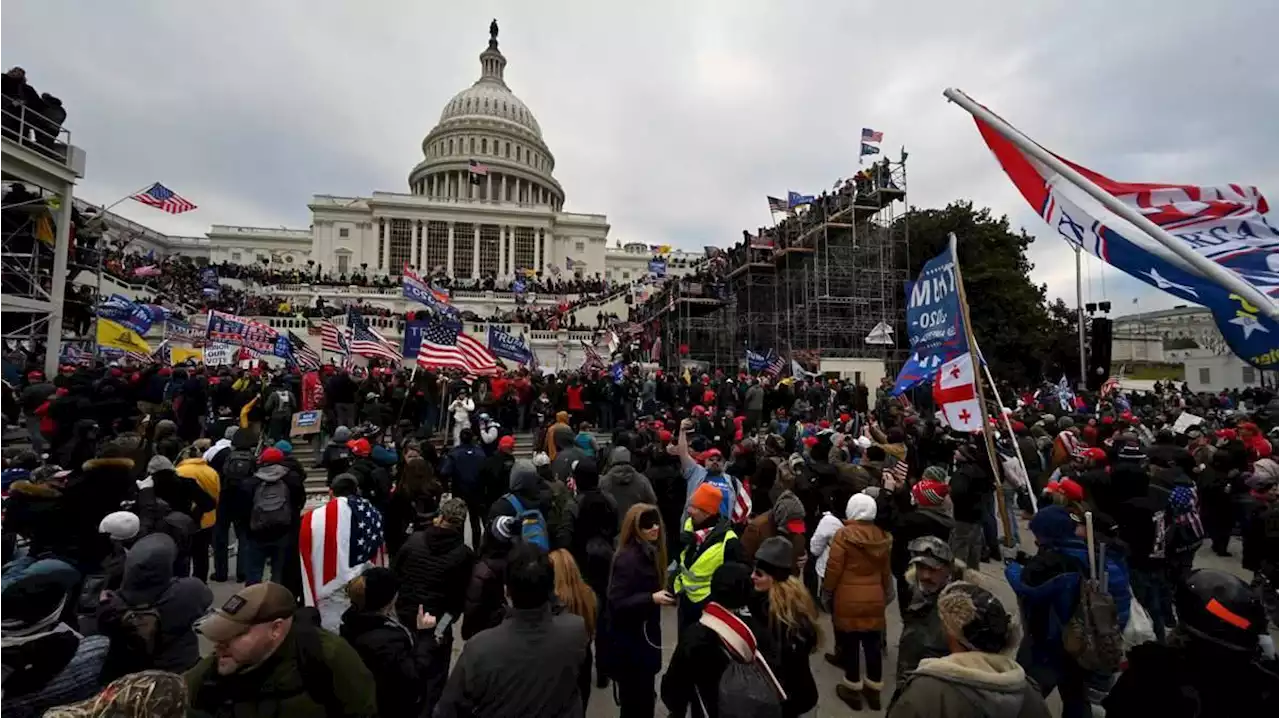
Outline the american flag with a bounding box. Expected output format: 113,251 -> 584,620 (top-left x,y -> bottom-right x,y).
649,335 -> 662,362
130,183 -> 197,214
861,127 -> 884,143
320,321 -> 350,355
767,196 -> 790,214
468,159 -> 488,177
416,316 -> 499,375
348,312 -> 402,363
581,340 -> 606,372
299,495 -> 386,606
288,331 -> 322,371
883,457 -> 910,488
765,351 -> 785,377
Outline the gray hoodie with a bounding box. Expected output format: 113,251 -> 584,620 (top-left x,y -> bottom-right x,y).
100,533 -> 213,678
599,448 -> 657,526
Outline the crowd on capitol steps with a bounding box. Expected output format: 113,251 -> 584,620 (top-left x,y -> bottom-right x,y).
1,354 -> 1276,717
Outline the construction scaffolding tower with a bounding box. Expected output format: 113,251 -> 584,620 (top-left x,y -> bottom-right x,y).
656,284 -> 734,374
1,103 -> 86,376
736,157 -> 909,368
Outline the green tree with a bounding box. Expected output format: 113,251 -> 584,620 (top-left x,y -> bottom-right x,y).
895,201 -> 1079,387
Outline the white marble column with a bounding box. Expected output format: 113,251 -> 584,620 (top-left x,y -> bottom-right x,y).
429,175 -> 436,197
446,222 -> 455,274
471,224 -> 481,277
510,227 -> 519,276
501,175 -> 508,203
501,227 -> 509,276
533,229 -> 542,273
486,173 -> 493,202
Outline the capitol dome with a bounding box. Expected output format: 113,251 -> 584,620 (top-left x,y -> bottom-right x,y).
408,22 -> 564,210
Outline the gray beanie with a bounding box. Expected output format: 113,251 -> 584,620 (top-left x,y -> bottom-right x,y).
332,426 -> 351,443
1056,415 -> 1075,429
223,426 -> 237,440
754,536 -> 794,580
147,455 -> 175,474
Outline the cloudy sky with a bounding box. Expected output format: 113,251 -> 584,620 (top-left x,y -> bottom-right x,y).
4,0 -> 1276,312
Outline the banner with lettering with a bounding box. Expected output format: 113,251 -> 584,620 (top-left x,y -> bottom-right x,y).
205,310 -> 290,357
487,326 -> 534,364
648,259 -> 667,277
891,245 -> 969,395
202,343 -> 236,366
97,294 -> 155,336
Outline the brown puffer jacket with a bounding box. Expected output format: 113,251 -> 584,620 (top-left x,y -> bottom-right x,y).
822,520 -> 892,632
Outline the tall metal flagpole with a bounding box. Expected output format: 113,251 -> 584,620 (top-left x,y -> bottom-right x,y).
949,233 -> 1014,547
943,88 -> 1277,321
1076,245 -> 1087,388
87,184 -> 155,364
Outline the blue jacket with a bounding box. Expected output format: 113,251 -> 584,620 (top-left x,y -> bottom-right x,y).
443,444 -> 486,495
1005,538 -> 1131,667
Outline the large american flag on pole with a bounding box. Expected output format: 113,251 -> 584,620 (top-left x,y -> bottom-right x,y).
288,331 -> 322,371
416,316 -> 499,375
347,312 -> 401,363
299,495 -> 386,606
320,321 -> 351,355
130,183 -> 198,214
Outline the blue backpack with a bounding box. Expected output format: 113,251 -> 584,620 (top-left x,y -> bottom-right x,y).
505,494 -> 550,552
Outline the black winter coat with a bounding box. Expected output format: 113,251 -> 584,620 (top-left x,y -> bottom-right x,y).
462,553 -> 507,640
338,609 -> 434,718
603,540 -> 663,676
392,525 -> 474,629
660,606 -> 779,718
65,457 -> 138,570
889,506 -> 955,576
755,592 -> 818,717
948,461 -> 993,524
571,489 -> 618,596
348,457 -> 391,517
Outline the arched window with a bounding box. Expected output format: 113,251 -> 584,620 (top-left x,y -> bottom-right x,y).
448,139 -> 454,154
470,137 -> 476,153
505,142 -> 511,158
516,146 -> 522,161
481,138 -> 487,153
483,98 -> 489,110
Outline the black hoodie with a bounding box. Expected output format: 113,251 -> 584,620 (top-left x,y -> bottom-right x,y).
391,524 -> 475,628
339,608 -> 435,718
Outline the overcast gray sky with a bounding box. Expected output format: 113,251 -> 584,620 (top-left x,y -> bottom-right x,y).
4,0 -> 1276,313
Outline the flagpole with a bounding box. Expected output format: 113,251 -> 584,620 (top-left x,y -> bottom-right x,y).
87,184 -> 160,365
943,88 -> 1277,320
949,233 -> 1015,547
1075,245 -> 1087,389
980,359 -> 1037,514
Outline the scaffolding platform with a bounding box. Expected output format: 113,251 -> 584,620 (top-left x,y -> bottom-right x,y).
1,103 -> 86,376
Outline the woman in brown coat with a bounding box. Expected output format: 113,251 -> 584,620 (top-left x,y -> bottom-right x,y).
822,492 -> 893,711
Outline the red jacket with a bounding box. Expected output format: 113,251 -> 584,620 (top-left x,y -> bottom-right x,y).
566,385 -> 584,411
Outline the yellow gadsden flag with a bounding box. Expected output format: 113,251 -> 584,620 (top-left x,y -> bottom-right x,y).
97,319 -> 152,355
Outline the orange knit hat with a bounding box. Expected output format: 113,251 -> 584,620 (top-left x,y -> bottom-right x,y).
689,483 -> 723,515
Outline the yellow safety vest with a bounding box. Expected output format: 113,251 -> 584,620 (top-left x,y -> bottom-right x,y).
673,518 -> 737,603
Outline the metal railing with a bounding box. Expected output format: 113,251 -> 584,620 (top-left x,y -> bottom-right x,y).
1,101 -> 71,165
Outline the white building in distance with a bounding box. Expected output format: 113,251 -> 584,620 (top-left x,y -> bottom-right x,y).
194,22 -> 701,285
1111,305 -> 1267,390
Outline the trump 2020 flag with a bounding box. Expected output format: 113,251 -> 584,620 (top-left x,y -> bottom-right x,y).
970,113 -> 1278,369
891,244 -> 970,395
934,353 -> 983,432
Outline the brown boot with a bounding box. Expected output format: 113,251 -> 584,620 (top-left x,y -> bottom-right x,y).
836,680 -> 863,710
864,679 -> 884,712
823,651 -> 842,668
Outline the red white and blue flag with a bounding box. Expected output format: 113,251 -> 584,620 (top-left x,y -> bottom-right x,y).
972,114 -> 1277,369
416,316 -> 499,375
347,311 -> 402,363
320,321 -> 350,356
299,495 -> 386,606
861,127 -> 884,143
130,183 -> 197,214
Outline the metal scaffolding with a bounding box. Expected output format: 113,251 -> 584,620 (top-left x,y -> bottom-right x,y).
738,157 -> 910,367
1,103 -> 84,376
655,287 -> 734,374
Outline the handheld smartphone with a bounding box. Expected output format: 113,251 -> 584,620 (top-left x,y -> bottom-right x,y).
434,612 -> 455,639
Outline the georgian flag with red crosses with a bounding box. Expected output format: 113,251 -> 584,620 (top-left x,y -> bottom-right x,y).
933,352 -> 983,432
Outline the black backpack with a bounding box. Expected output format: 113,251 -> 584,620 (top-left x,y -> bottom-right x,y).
222,449 -> 258,495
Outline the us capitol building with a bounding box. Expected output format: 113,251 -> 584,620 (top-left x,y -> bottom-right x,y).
117,21 -> 700,290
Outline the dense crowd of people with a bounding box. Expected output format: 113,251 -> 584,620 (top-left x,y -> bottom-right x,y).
1,355 -> 1276,717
